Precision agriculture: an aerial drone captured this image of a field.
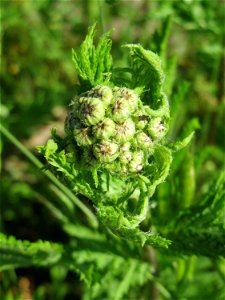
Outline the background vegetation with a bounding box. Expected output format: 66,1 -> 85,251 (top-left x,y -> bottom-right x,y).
1,0 -> 224,299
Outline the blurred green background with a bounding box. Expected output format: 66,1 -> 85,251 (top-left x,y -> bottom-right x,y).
0,0 -> 224,299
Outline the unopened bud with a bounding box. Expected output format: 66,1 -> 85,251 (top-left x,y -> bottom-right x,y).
93,140 -> 119,163
134,112 -> 149,130
79,97 -> 105,126
89,85 -> 113,106
113,87 -> 139,112
114,119 -> 135,143
111,99 -> 130,123
135,132 -> 153,150
74,127 -> 94,146
132,150 -> 144,164
147,117 -> 165,140
120,142 -> 131,152
93,118 -> 115,139
119,150 -> 133,164
129,161 -> 143,173
128,150 -> 144,173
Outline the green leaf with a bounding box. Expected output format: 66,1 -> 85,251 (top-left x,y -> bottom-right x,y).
149,144 -> 173,196
92,169 -> 99,188
63,224 -> 105,241
38,139 -> 76,181
123,44 -> 170,121
0,233 -> 63,271
167,171 -> 225,257
169,131 -> 195,152
72,24 -> 112,91
44,139 -> 58,159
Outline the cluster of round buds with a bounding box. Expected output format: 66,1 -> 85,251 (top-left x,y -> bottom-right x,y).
64,85 -> 168,175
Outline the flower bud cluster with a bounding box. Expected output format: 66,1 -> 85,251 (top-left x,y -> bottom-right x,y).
65,85 -> 167,175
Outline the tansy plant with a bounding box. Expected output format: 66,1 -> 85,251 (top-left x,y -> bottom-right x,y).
38,24 -> 193,248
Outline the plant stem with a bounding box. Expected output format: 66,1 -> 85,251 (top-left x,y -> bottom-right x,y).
98,0 -> 105,34
34,191 -> 70,224
144,246 -> 160,300
0,124 -> 98,228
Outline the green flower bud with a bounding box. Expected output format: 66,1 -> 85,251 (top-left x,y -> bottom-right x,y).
135,132 -> 153,150
79,97 -> 105,126
74,127 -> 94,146
119,150 -> 133,165
114,119 -> 135,143
120,142 -> 131,152
129,162 -> 143,173
129,161 -> 143,173
111,99 -> 130,123
132,150 -> 144,164
93,140 -> 119,163
92,118 -> 115,139
113,87 -> 139,112
89,85 -> 113,106
64,83 -> 169,176
134,112 -> 149,130
147,117 -> 165,140
128,151 -> 144,173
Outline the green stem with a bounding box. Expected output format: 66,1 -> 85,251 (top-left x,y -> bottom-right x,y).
34,191 -> 69,224
98,0 -> 105,34
0,124 -> 98,228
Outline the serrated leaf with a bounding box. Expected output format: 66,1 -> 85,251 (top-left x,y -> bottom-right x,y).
44,139 -> 58,159
72,24 -> 112,91
169,131 -> 195,152
167,171 -> 225,257
0,233 -> 63,271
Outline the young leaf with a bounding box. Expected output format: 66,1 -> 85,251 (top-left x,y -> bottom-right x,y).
0,233 -> 63,271
167,171 -> 225,257
72,24 -> 112,91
